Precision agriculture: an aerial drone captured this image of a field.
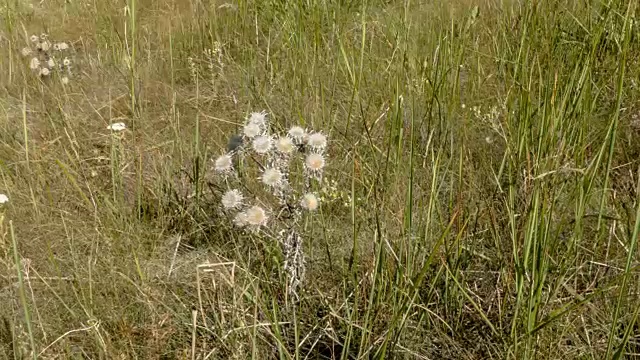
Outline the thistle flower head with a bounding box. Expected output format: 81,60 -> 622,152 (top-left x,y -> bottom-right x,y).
221,189 -> 244,210
244,205 -> 268,227
252,135 -> 272,154
107,122 -> 126,132
307,132 -> 327,151
248,111 -> 267,127
261,168 -> 283,187
276,136 -> 295,154
29,57 -> 40,70
57,42 -> 69,51
214,154 -> 233,173
243,122 -> 261,138
300,193 -> 319,211
305,153 -> 325,172
40,41 -> 51,52
288,126 -> 306,143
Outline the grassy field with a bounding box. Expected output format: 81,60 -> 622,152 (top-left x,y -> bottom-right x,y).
1,0 -> 640,358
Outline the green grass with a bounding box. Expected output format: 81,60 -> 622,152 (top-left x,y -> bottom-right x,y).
1,0 -> 640,358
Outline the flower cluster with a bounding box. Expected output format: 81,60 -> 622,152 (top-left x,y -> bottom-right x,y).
21,33 -> 73,83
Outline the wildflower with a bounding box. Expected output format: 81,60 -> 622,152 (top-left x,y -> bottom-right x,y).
107,122 -> 126,132
248,111 -> 267,126
39,67 -> 50,76
305,153 -> 325,172
47,58 -> 55,68
275,136 -> 294,154
30,35 -> 38,43
261,168 -> 283,187
29,57 -> 40,70
243,122 -> 260,138
214,154 -> 233,172
221,189 -> 243,210
0,194 -> 8,204
252,135 -> 272,154
244,205 -> 268,227
233,212 -> 247,227
40,41 -> 51,52
307,132 -> 327,151
57,42 -> 69,50
300,193 -> 319,211
63,57 -> 71,66
61,76 -> 69,85
288,126 -> 306,143
21,47 -> 32,57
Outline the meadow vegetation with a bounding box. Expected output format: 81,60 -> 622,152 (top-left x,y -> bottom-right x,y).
1,0 -> 640,358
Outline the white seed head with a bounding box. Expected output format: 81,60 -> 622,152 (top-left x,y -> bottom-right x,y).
39,67 -> 50,76
63,57 -> 71,66
305,153 -> 325,172
301,193 -> 319,211
243,122 -> 261,138
245,206 -> 268,227
214,154 -> 233,172
221,189 -> 243,210
275,136 -> 295,154
47,58 -> 55,67
261,168 -> 283,187
30,35 -> 39,43
21,47 -> 32,57
0,194 -> 8,204
29,57 -> 40,70
307,132 -> 327,150
248,111 -> 267,126
252,135 -> 272,154
288,126 -> 306,142
107,122 -> 126,132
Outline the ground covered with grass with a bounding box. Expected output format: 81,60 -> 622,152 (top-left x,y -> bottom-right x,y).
1,0 -> 640,358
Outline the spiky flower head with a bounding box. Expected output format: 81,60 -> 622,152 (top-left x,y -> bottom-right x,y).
243,122 -> 261,138
288,126 -> 306,143
261,168 -> 283,187
275,136 -> 295,154
244,206 -> 268,227
248,111 -> 267,127
300,193 -> 319,211
307,132 -> 327,151
252,135 -> 272,154
305,153 -> 325,172
214,154 -> 233,173
221,189 -> 244,210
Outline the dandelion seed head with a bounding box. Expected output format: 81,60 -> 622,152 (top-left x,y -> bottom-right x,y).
261,168 -> 283,187
252,135 -> 272,154
0,194 -> 8,204
305,153 -> 325,172
107,122 -> 126,132
245,205 -> 268,227
276,136 -> 295,154
214,154 -> 233,172
307,132 -> 327,150
21,47 -> 32,57
29,57 -> 40,70
221,189 -> 244,210
243,122 -> 261,138
300,193 -> 319,211
288,126 -> 306,142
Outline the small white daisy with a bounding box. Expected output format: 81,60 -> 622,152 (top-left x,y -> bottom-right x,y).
39,67 -> 50,76
29,57 -> 40,70
288,126 -> 306,143
0,194 -> 8,204
307,132 -> 327,151
261,168 -> 283,187
243,122 -> 261,138
252,135 -> 272,154
275,136 -> 295,154
221,189 -> 244,210
245,206 -> 268,227
21,47 -> 32,57
300,193 -> 319,211
214,154 -> 233,172
107,122 -> 126,132
248,111 -> 267,126
305,153 -> 325,172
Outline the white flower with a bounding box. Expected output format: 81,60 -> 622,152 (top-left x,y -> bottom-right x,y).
39,67 -> 50,76
63,57 -> 71,66
244,206 -> 268,227
29,57 -> 40,70
221,189 -> 243,210
47,58 -> 55,68
0,194 -> 8,204
300,193 -> 319,211
261,168 -> 283,187
21,47 -> 32,57
288,126 -> 306,142
233,212 -> 247,227
40,41 -> 51,52
107,122 -> 126,132
30,35 -> 39,43
57,42 -> 69,50
214,154 -> 233,172
307,132 -> 327,150
243,122 -> 260,138
252,135 -> 272,154
61,76 -> 69,85
248,111 -> 267,126
305,153 -> 325,172
275,136 -> 294,154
